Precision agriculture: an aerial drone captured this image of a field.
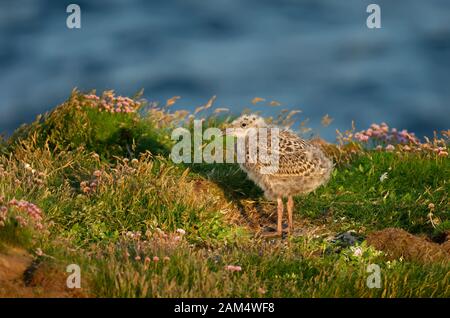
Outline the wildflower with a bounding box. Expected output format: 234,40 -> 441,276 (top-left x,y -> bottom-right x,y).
93,170 -> 102,178
144,256 -> 151,264
153,256 -> 160,263
379,172 -> 388,182
438,151 -> 448,157
80,181 -> 89,188
9,199 -> 42,221
35,248 -> 44,256
15,215 -> 28,227
355,132 -> 369,142
380,122 -> 389,133
135,255 -> 141,261
428,203 -> 435,210
131,158 -> 139,165
163,256 -> 170,262
225,265 -> 242,272
351,246 -> 363,257
385,144 -> 395,152
402,145 -> 411,151
176,228 -> 186,235
258,287 -> 266,295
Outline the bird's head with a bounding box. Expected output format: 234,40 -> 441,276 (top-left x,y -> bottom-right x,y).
225,114 -> 268,137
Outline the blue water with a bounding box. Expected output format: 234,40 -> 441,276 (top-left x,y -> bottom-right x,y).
0,0 -> 449,140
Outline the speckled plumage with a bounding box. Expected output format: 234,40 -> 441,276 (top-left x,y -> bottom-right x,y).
242,129 -> 333,200
228,114 -> 334,235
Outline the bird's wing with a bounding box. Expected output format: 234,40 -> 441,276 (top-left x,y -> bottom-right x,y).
252,130 -> 330,177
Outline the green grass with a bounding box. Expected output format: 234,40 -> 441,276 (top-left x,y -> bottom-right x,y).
0,90 -> 448,297
301,152 -> 449,234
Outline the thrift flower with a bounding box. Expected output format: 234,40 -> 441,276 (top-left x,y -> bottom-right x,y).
93,170 -> 102,178
351,247 -> 363,257
225,265 -> 242,272
385,144 -> 395,152
176,228 -> 186,235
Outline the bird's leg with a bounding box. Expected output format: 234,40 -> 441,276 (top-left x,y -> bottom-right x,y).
287,195 -> 294,235
277,197 -> 284,236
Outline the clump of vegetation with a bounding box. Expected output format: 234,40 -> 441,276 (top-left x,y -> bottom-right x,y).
0,90 -> 448,297
366,228 -> 449,264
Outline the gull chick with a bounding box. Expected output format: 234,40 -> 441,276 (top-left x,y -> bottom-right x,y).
227,114 -> 333,236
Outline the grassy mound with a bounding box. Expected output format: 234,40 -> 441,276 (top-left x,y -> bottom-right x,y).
0,90 -> 449,297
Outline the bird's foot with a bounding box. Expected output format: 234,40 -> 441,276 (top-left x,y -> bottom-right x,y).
259,228 -> 283,239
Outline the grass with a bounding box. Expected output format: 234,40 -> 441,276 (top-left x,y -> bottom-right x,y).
0,90 -> 448,297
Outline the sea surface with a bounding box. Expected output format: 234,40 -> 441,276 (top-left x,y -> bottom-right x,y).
0,0 -> 449,140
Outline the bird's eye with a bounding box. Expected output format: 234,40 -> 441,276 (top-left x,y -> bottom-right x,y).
241,123 -> 247,127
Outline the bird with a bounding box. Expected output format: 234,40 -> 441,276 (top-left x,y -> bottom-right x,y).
226,114 -> 334,236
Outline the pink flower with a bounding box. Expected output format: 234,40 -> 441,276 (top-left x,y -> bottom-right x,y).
354,133 -> 366,142
351,247 -> 363,257
438,151 -> 448,157
93,170 -> 102,178
15,215 -> 28,227
9,199 -> 42,221
225,265 -> 242,272
153,256 -> 160,263
385,144 -> 395,152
